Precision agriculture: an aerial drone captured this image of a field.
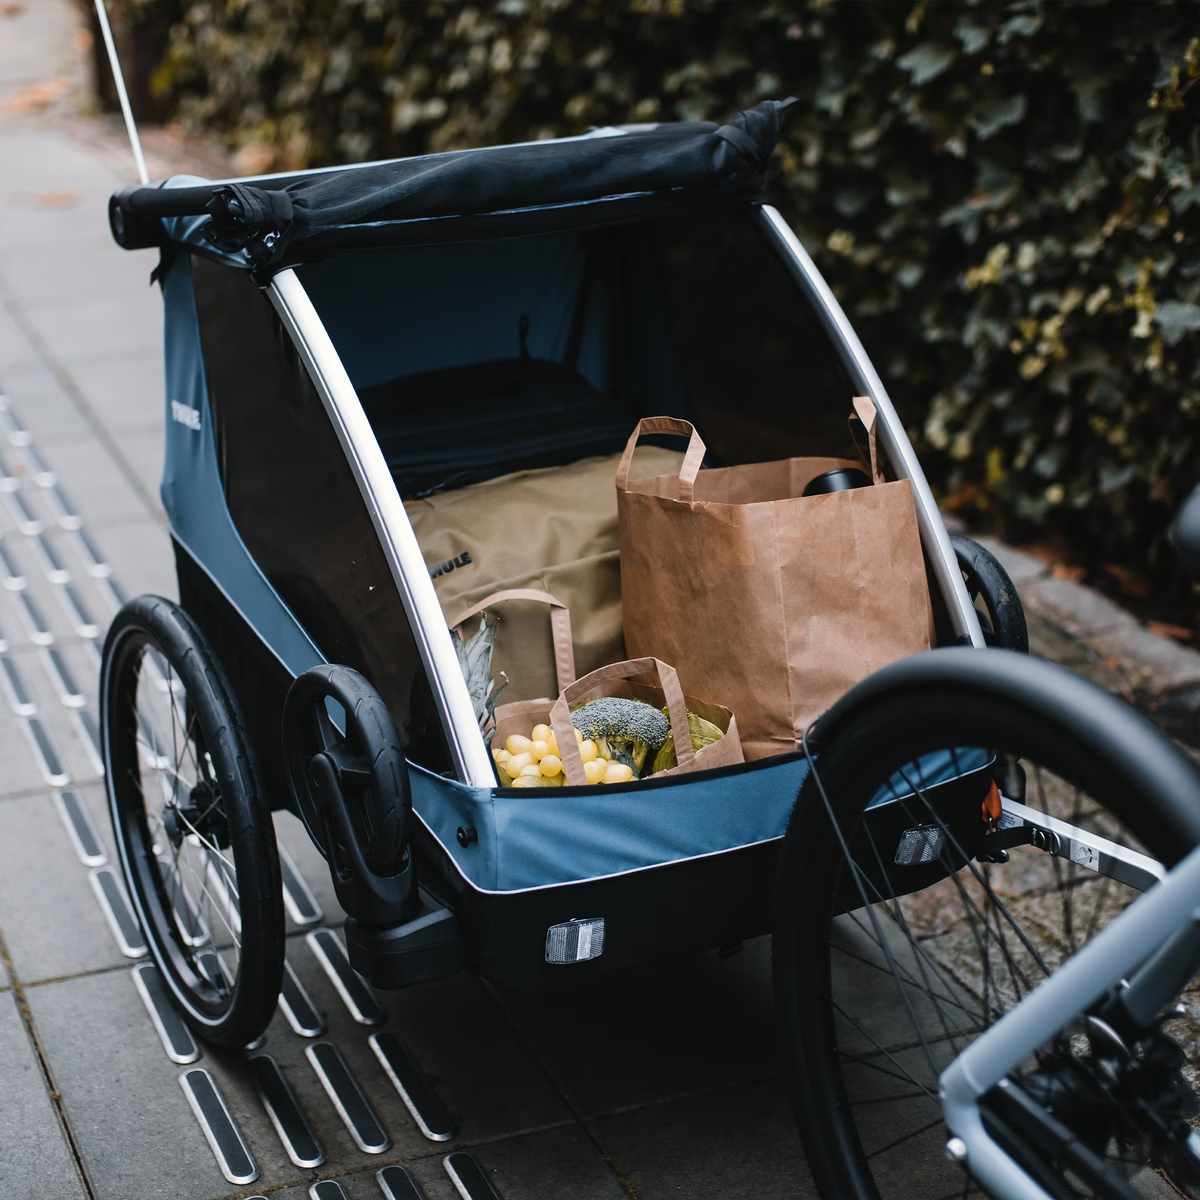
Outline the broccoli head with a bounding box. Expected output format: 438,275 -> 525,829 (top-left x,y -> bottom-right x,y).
570,696 -> 670,776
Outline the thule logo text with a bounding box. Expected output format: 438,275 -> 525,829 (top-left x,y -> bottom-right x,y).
171,400 -> 201,431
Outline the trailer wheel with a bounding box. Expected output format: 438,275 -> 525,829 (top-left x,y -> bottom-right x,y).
101,595 -> 284,1048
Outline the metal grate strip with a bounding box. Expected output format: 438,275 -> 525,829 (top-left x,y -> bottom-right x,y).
179,1067 -> 258,1185
279,959 -> 325,1038
132,963 -> 199,1064
89,867 -> 146,958
53,789 -> 105,866
306,1042 -> 390,1155
23,716 -> 69,785
378,1164 -> 425,1199
306,929 -> 384,1026
279,842 -> 323,926
250,1053 -> 324,1169
443,1153 -> 503,1200
369,1031 -> 456,1142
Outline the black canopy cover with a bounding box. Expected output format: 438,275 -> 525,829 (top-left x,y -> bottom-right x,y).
115,99 -> 794,272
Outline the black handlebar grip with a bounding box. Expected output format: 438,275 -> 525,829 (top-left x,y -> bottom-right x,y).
108,185 -> 218,250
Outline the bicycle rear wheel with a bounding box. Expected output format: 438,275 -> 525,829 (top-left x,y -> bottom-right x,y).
774,649 -> 1200,1199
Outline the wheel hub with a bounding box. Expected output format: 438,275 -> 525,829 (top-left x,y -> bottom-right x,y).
161,781 -> 227,848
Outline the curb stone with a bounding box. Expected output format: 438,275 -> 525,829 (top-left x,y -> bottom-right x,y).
974,536 -> 1200,748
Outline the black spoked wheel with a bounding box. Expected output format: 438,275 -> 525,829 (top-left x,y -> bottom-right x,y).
101,595 -> 284,1048
774,649 -> 1200,1199
952,535 -> 1029,654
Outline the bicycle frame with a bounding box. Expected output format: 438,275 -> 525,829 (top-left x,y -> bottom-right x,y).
940,838 -> 1200,1198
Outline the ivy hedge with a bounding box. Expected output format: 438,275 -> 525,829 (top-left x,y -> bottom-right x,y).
111,0 -> 1200,582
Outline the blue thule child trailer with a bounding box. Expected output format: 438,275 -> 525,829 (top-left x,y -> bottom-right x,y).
100,100 -> 1012,1060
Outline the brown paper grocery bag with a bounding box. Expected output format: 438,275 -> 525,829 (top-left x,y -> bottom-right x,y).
461,593 -> 743,785
549,657 -> 743,786
616,403 -> 932,760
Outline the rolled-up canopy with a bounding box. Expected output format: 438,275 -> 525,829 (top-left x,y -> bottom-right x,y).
109,99 -> 794,273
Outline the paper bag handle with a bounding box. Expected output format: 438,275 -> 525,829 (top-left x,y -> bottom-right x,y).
615,417 -> 708,503
448,588 -> 575,694
849,395 -> 886,485
550,656 -> 695,786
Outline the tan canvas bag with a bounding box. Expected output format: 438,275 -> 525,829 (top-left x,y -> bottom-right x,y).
407,447 -> 679,703
616,401 -> 933,760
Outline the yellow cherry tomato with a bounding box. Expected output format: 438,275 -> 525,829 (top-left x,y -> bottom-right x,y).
531,723 -> 552,743
603,762 -> 634,784
519,763 -> 541,778
583,760 -> 606,785
529,739 -> 549,762
539,754 -> 562,778
506,734 -> 532,756
505,751 -> 533,776
579,739 -> 598,764
511,775 -> 541,788
545,732 -> 559,756
574,727 -> 584,744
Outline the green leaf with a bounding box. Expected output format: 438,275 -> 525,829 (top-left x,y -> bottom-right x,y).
953,16 -> 991,55
896,43 -> 956,86
997,14 -> 1041,44
968,94 -> 1026,139
1154,301 -> 1200,346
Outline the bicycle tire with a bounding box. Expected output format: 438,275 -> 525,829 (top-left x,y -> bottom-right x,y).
101,595 -> 285,1048
774,648 -> 1200,1199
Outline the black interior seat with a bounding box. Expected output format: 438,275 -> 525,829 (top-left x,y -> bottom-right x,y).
358,357 -> 634,498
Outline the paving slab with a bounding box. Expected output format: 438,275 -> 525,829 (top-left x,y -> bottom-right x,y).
25,969 -> 255,1200
593,1077 -> 815,1200
0,225 -> 152,293
67,351 -> 165,435
0,353 -> 92,441
0,990 -> 87,1199
498,937 -> 778,1118
20,431 -> 158,526
0,792 -> 130,980
373,969 -> 573,1146
0,706 -> 52,799
442,1126 -> 627,1200
20,288 -> 163,370
0,298 -> 40,374
72,514 -> 176,599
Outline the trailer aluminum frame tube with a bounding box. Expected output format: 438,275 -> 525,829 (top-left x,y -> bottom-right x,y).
757,205 -> 985,648
268,268 -> 496,787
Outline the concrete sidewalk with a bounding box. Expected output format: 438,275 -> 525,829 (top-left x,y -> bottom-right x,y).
2,6 -> 1199,1200
0,7 -> 811,1199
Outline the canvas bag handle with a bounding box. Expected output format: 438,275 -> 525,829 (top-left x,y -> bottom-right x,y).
448,588 -> 575,694
615,416 -> 708,503
849,395 -> 886,485
550,656 -> 694,786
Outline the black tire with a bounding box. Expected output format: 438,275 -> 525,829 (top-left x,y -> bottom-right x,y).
101,595 -> 284,1048
282,664 -> 412,879
774,649 -> 1200,1199
952,534 -> 1029,653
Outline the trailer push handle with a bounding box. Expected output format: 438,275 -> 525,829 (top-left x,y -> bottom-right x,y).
109,183 -> 296,266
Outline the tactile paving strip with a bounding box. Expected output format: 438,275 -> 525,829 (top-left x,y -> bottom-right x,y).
0,388 -> 478,1196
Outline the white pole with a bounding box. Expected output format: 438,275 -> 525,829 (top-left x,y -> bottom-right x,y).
92,0 -> 149,185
